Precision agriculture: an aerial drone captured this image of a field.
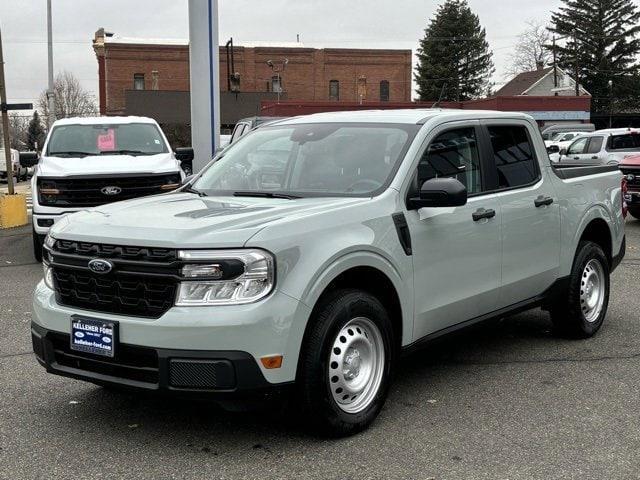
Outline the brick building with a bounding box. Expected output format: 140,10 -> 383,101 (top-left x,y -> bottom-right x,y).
93,29 -> 413,118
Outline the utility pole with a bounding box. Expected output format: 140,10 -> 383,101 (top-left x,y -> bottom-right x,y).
47,0 -> 55,128
0,27 -> 14,195
573,29 -> 580,97
552,36 -> 558,92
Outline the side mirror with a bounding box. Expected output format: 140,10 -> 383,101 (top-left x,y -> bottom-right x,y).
409,177 -> 467,209
174,147 -> 194,162
546,145 -> 560,154
19,151 -> 39,168
559,148 -> 567,156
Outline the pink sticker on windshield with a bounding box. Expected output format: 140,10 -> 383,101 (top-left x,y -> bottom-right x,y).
97,129 -> 116,151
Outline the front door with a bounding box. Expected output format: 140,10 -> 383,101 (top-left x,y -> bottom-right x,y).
404,122 -> 502,340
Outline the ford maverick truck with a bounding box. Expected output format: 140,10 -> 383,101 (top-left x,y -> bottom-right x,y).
31,110 -> 626,436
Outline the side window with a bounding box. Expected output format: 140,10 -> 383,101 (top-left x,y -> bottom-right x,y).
418,127 -> 482,194
567,137 -> 588,155
586,136 -> 604,154
487,125 -> 539,189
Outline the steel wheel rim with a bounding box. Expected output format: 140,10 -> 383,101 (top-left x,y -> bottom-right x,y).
580,259 -> 606,323
328,317 -> 385,414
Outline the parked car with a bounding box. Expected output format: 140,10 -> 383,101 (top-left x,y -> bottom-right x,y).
557,128 -> 640,165
32,110 -> 625,436
620,153 -> 640,220
20,116 -> 189,262
228,116 -> 287,145
0,148 -> 28,183
541,123 -> 595,141
544,131 -> 587,149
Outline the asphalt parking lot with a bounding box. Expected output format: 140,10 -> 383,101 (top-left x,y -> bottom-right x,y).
1,213 -> 640,479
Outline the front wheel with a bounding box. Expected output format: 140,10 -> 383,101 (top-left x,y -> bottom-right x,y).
550,241 -> 610,338
297,289 -> 395,437
629,207 -> 640,220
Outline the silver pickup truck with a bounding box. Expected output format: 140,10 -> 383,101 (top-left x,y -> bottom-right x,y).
32,110 -> 626,436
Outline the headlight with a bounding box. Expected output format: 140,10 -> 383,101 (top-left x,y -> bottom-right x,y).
43,263 -> 54,290
175,249 -> 274,306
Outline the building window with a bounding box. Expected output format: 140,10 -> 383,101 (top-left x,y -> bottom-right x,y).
357,76 -> 367,101
380,80 -> 390,101
133,74 -> 145,90
271,75 -> 283,93
329,80 -> 340,101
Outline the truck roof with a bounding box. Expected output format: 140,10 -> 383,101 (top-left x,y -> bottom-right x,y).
51,116 -> 158,127
275,109 -> 532,126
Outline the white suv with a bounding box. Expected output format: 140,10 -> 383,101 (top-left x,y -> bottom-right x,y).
559,128 -> 640,165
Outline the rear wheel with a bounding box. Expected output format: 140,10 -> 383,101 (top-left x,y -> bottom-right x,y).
297,289 -> 395,437
550,241 -> 610,338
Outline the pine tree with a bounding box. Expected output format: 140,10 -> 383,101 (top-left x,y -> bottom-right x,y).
415,0 -> 494,102
27,111 -> 46,151
550,0 -> 640,113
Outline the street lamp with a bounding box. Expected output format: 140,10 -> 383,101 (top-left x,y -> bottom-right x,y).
266,58 -> 288,103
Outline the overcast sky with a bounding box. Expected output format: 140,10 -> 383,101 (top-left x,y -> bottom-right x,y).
0,0 -> 612,107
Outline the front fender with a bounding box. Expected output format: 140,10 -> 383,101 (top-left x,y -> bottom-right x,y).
297,248 -> 414,347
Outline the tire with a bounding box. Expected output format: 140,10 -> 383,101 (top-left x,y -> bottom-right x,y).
297,289 -> 395,437
550,241 -> 610,338
629,208 -> 640,220
32,226 -> 44,263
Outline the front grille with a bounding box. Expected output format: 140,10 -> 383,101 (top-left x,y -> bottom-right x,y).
49,332 -> 159,385
37,173 -> 181,207
55,240 -> 177,263
49,240 -> 178,318
621,167 -> 640,192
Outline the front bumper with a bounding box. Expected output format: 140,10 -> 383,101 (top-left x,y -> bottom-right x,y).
31,322 -> 276,394
32,281 -> 312,388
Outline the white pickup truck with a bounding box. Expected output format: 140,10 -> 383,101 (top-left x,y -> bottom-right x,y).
32,110 -> 626,436
19,116 -> 190,261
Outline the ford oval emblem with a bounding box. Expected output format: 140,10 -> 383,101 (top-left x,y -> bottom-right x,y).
627,174 -> 636,181
88,259 -> 113,275
101,186 -> 122,195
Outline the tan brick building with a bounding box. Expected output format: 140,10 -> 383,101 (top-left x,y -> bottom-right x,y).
93,29 -> 413,117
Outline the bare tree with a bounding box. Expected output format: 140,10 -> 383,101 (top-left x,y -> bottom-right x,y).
37,71 -> 98,126
504,20 -> 553,78
0,114 -> 29,150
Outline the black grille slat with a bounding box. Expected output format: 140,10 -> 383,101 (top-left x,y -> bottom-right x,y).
53,268 -> 176,318
38,173 -> 180,207
50,240 -> 178,318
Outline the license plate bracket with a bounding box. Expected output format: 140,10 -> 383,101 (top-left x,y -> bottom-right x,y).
70,316 -> 118,358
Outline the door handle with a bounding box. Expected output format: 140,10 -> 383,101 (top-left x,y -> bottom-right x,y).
534,195 -> 554,207
573,156 -> 580,160
591,156 -> 599,160
472,208 -> 496,221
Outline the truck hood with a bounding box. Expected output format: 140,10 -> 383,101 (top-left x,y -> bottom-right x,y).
619,153 -> 640,169
51,193 -> 369,248
37,153 -> 181,177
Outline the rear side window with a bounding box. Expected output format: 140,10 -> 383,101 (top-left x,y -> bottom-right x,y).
608,134 -> 640,151
418,127 -> 482,194
487,126 -> 539,189
586,136 -> 604,154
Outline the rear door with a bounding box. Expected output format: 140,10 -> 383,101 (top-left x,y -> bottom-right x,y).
404,121 -> 502,339
480,120 -> 561,307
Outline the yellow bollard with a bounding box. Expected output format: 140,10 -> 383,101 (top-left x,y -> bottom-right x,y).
0,193 -> 28,228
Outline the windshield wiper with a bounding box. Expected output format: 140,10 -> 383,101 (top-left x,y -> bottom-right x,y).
99,149 -> 149,156
233,191 -> 300,200
48,151 -> 95,158
182,185 -> 207,197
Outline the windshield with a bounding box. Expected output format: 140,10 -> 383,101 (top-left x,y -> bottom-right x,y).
193,123 -> 418,197
46,123 -> 169,157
